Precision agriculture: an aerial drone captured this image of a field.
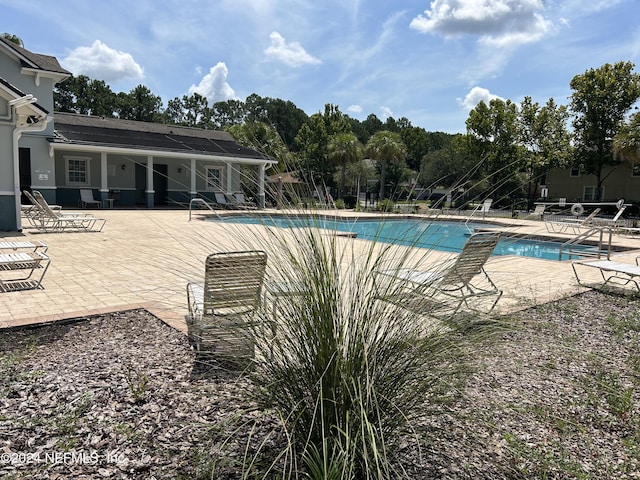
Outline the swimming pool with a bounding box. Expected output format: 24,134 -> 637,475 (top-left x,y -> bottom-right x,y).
213,215 -> 583,261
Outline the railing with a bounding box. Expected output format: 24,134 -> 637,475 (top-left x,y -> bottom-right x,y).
558,226 -> 614,261
189,198 -> 219,221
463,202 -> 493,234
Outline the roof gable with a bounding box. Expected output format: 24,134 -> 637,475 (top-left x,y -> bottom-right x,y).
0,37 -> 71,76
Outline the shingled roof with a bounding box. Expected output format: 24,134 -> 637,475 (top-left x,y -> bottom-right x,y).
51,112 -> 273,161
0,37 -> 71,75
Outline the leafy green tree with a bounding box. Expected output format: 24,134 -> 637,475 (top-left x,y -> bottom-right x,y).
570,61 -> 640,200
518,96 -> 572,208
163,96 -> 188,125
161,93 -> 210,127
211,99 -> 247,129
53,76 -> 80,113
613,112 -> 640,165
420,134 -> 479,192
361,113 -> 384,138
54,75 -> 117,116
86,79 -> 117,117
466,98 -> 522,203
295,104 -> 350,191
342,158 -> 376,197
328,132 -> 363,198
1,33 -> 24,47
245,94 -> 309,149
116,85 -> 162,122
345,115 -> 369,145
182,92 -> 211,127
365,130 -> 407,199
294,114 -> 331,189
400,125 -> 439,171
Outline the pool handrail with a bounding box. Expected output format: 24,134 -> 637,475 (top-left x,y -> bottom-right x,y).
189,198 -> 222,221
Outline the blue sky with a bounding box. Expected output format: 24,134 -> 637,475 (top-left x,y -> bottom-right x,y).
2,0 -> 639,133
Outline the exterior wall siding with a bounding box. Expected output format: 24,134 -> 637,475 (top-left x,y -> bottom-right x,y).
547,163 -> 639,204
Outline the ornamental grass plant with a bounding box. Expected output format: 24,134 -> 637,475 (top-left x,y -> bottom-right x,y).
206,209 -> 498,478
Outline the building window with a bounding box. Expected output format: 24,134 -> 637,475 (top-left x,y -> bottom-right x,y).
65,156 -> 90,185
570,166 -> 580,177
205,166 -> 223,191
583,186 -> 603,202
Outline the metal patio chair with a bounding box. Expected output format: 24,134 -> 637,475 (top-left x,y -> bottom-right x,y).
376,232 -> 503,316
186,250 -> 268,368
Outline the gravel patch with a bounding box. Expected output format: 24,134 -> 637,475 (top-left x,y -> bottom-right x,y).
1,290 -> 639,479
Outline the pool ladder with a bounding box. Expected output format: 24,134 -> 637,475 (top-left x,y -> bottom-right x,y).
188,198 -> 222,221
558,226 -> 613,261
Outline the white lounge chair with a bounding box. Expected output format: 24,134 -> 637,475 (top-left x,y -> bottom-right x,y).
186,250 -> 268,368
0,250 -> 50,292
479,198 -> 493,213
375,232 -> 503,316
30,190 -> 106,233
0,240 -> 48,253
467,198 -> 493,220
593,205 -> 627,229
22,190 -> 62,226
545,208 -> 601,234
80,189 -> 102,208
573,259 -> 640,293
524,204 -> 546,220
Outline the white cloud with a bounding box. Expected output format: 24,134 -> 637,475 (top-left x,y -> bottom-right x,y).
188,62 -> 236,103
457,86 -> 503,110
380,105 -> 394,119
264,32 -> 321,67
347,104 -> 362,115
410,0 -> 551,47
62,40 -> 144,82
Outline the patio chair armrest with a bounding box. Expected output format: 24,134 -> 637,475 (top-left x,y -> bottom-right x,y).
186,282 -> 205,321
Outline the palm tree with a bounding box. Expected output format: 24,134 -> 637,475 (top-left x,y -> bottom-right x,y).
365,130 -> 407,200
613,112 -> 640,165
328,132 -> 362,198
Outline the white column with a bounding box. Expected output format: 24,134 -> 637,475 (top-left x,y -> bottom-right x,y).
190,158 -> 197,196
257,163 -> 266,209
226,163 -> 233,193
146,155 -> 154,208
99,152 -> 108,203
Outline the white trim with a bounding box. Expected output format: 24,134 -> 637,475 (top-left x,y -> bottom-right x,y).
205,166 -> 224,191
51,142 -> 276,167
20,67 -> 70,84
64,155 -> 91,186
583,185 -> 604,202
0,190 -> 15,195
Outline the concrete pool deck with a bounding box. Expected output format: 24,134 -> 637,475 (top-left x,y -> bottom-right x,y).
1,208 -> 640,332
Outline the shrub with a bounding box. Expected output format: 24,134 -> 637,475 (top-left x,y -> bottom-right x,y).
238,215 -> 464,478
376,199 -> 394,212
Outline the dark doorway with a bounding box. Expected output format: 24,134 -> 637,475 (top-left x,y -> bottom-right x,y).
18,148 -> 31,204
153,164 -> 168,205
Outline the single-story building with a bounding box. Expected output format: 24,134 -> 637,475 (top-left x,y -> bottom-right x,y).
0,36 -> 275,232
49,112 -> 277,210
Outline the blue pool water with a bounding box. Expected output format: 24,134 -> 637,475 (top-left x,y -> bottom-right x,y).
214,216 -> 582,261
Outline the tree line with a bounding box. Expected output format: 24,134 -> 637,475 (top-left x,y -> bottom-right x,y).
53,62 -> 640,207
